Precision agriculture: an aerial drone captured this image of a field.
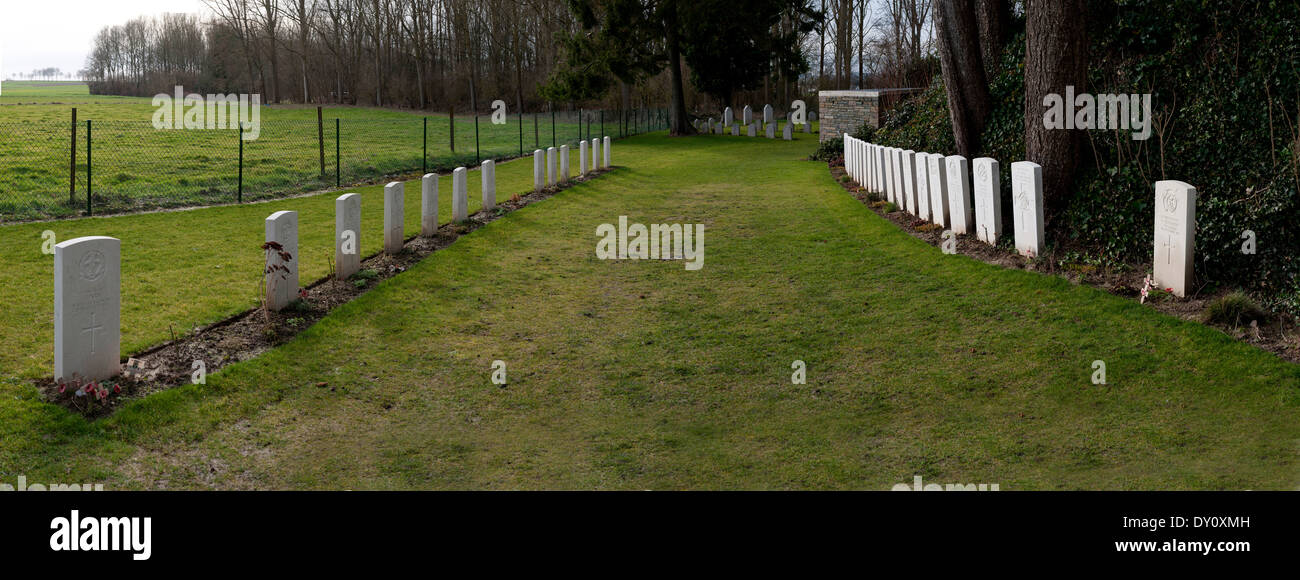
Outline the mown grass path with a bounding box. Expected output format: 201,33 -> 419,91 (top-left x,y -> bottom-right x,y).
2,130 -> 1298,489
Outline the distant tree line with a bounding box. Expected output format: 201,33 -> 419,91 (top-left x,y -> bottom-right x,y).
10,68 -> 79,81
80,0 -> 940,117
83,0 -> 646,113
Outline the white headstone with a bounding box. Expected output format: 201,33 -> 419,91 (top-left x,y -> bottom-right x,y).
880,147 -> 889,199
336,193 -> 361,280
384,182 -> 404,254
927,154 -> 950,227
533,149 -> 545,191
724,107 -> 734,126
748,123 -> 757,137
580,140 -> 589,175
889,149 -> 899,208
421,173 -> 439,236
54,236 -> 121,382
264,210 -> 299,311
875,145 -> 884,195
881,146 -> 890,200
766,122 -> 775,139
871,142 -> 880,190
452,167 -> 469,222
560,145 -> 570,182
863,142 -> 873,189
763,104 -> 773,124
1153,180 -> 1196,297
865,143 -> 874,192
914,153 -> 931,221
481,160 -> 496,210
743,105 -> 752,125
731,124 -> 739,136
844,136 -> 852,179
591,138 -> 599,168
856,139 -> 863,183
546,147 -> 557,186
783,122 -> 793,140
945,156 -> 974,236
1011,161 -> 1045,257
882,147 -> 893,202
603,136 -> 611,168
972,158 -> 1003,245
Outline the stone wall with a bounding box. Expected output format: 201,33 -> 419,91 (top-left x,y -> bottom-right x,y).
818,89 -> 922,142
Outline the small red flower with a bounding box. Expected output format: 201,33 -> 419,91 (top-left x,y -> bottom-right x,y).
58,382 -> 67,394
83,383 -> 95,393
299,288 -> 309,299
113,384 -> 122,394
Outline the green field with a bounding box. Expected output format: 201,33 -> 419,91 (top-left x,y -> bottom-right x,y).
0,82 -> 660,221
0,80 -> 138,105
1,129 -> 1298,490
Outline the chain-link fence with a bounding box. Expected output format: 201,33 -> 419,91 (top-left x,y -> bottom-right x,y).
0,107 -> 670,222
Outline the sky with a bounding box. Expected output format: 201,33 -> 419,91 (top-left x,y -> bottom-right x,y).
2,0 -> 210,79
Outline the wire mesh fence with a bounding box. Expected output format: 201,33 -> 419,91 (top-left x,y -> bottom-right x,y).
0,107 -> 669,223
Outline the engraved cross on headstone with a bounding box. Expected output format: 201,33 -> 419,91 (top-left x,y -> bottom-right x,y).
1018,196 -> 1029,229
82,312 -> 103,355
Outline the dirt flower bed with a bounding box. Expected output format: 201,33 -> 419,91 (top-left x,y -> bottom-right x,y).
830,164 -> 1300,365
38,167 -> 613,418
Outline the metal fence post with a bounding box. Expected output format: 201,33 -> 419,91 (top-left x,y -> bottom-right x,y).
238,123 -> 244,203
600,110 -> 604,138
518,108 -> 524,157
533,113 -> 538,149
335,118 -> 341,188
449,106 -> 456,154
422,116 -> 428,175
551,107 -> 556,147
474,114 -> 480,164
86,120 -> 92,216
70,108 -> 76,205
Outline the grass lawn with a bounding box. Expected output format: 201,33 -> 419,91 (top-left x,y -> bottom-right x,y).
0,82 -> 654,220
1,128 -> 1298,490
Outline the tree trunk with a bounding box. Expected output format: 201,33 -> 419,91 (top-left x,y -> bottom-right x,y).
976,0 -> 1010,74
934,0 -> 992,157
665,1 -> 694,135
856,0 -> 864,89
818,0 -> 825,89
1025,0 -> 1088,221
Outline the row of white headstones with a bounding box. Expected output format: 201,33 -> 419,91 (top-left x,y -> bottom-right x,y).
694,105 -> 809,139
842,135 -> 1195,297
52,137 -> 615,384
724,104 -> 815,126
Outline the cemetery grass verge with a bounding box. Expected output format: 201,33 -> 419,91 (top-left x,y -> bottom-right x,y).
0,145 -> 595,381
829,163 -> 1300,367
3,131 -> 1300,489
34,166 -> 613,418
